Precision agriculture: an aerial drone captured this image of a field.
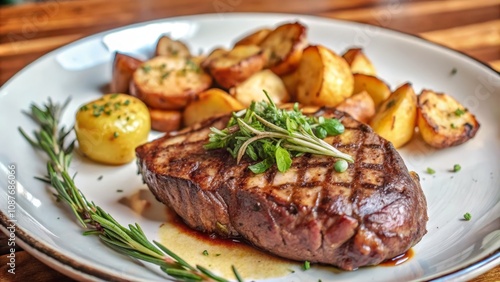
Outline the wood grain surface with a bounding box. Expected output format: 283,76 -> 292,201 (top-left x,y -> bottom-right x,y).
0,0 -> 498,281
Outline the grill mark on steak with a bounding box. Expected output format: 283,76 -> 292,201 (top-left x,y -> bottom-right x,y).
136,108 -> 428,271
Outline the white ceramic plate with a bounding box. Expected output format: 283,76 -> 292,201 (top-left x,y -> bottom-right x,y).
0,13 -> 498,282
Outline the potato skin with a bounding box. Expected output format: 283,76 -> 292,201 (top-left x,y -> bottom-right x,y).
353,73 -> 391,109
234,28 -> 272,46
296,45 -> 354,107
75,94 -> 150,165
130,56 -> 212,110
183,88 -> 244,127
110,52 -> 144,94
342,48 -> 377,76
417,89 -> 480,148
336,91 -> 375,124
369,83 -> 417,148
155,35 -> 191,57
202,45 -> 266,89
230,69 -> 290,107
149,108 -> 182,132
259,22 -> 308,76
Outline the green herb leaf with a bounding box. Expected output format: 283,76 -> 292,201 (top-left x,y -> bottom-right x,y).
275,146 -> 292,172
463,212 -> 471,221
248,158 -> 273,174
454,108 -> 466,116
426,167 -> 436,175
204,91 -> 353,174
453,164 -> 461,172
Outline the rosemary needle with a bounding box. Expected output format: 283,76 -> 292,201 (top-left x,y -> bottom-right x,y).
19,98 -> 242,282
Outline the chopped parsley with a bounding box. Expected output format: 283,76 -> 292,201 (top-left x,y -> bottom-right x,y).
303,260 -> 311,270
141,65 -> 152,73
463,212 -> 471,221
454,108 -> 466,117
453,164 -> 461,172
426,167 -> 436,175
202,250 -> 209,256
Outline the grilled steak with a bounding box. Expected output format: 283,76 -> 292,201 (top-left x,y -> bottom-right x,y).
136,108 -> 428,270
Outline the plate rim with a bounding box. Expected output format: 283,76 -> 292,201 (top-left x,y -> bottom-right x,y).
1,12 -> 498,282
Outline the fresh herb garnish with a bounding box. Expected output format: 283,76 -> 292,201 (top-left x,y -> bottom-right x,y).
454,108 -> 466,116
202,250 -> 209,256
463,212 -> 471,221
204,91 -> 353,173
303,260 -> 311,270
19,99 -> 242,282
453,164 -> 461,172
426,167 -> 436,175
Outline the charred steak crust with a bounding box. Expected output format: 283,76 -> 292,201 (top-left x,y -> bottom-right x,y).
136,108 -> 428,271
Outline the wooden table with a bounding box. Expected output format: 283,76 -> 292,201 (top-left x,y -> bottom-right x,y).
0,0 -> 498,281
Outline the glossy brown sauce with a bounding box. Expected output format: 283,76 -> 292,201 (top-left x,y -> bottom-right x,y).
158,208 -> 296,279
380,248 -> 414,266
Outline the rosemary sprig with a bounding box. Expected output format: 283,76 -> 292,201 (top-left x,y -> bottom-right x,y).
19,98 -> 242,282
204,91 -> 354,173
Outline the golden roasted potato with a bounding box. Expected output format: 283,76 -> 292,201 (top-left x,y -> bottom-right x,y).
417,89 -> 480,148
353,73 -> 391,109
202,45 -> 266,89
149,108 -> 182,132
155,35 -> 191,57
369,83 -> 417,148
342,48 -> 377,76
110,52 -> 144,94
183,88 -> 244,127
229,69 -> 290,107
75,94 -> 150,165
130,56 -> 212,110
259,22 -> 307,75
234,28 -> 272,46
295,45 -> 354,107
336,91 -> 375,123
280,71 -> 298,99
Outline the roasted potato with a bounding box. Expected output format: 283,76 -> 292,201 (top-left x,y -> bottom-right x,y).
336,91 -> 375,123
149,108 -> 182,132
202,45 -> 266,89
183,88 -> 244,127
230,69 -> 290,107
295,45 -> 354,107
259,22 -> 307,75
369,83 -> 417,148
155,35 -> 191,57
110,52 -> 144,94
130,56 -> 212,110
342,48 -> 377,76
353,73 -> 391,109
280,71 -> 298,99
234,28 -> 272,46
75,94 -> 150,165
417,89 -> 480,148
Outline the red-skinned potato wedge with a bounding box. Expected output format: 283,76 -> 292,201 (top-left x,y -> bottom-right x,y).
130,56 -> 212,110
234,28 -> 272,46
353,74 -> 391,109
369,83 -> 417,148
155,35 -> 191,58
183,88 -> 244,127
202,45 -> 266,89
229,69 -> 290,107
296,45 -> 354,107
342,48 -> 377,76
336,91 -> 375,124
110,52 -> 144,94
149,108 -> 182,132
259,22 -> 308,75
417,89 -> 480,148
